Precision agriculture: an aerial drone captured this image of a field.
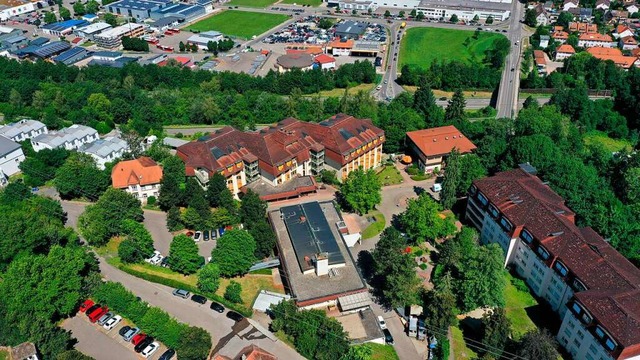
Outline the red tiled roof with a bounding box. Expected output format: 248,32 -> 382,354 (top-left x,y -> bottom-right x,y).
473,169 -> 640,355
621,35 -> 638,45
557,44 -> 576,53
587,47 -> 623,56
579,33 -> 614,42
406,126 -> 476,157
314,54 -> 335,64
553,31 -> 570,40
111,157 -> 162,188
177,114 -> 384,178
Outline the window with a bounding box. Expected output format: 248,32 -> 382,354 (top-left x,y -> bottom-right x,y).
488,204 -> 499,218
573,338 -> 581,348
520,229 -> 533,244
537,246 -> 550,260
589,344 -> 597,354
577,330 -> 584,339
554,261 -> 568,276
573,279 -> 587,292
499,216 -> 512,232
477,192 -> 488,206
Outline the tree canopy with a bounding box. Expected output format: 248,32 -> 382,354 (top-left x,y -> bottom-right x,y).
399,192 -> 456,243
340,168 -> 382,215
168,234 -> 203,274
78,188 -> 143,246
210,230 -> 256,277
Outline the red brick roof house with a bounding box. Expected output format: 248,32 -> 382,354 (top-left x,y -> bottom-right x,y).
405,125 -> 476,173
111,157 -> 162,203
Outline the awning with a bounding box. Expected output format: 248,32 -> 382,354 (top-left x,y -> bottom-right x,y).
338,292 -> 372,312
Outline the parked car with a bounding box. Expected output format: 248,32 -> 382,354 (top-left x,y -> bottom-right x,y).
141,342 -> 160,358
172,289 -> 190,299
79,299 -> 94,313
161,256 -> 170,268
88,307 -> 108,323
226,311 -> 244,322
210,302 -> 225,313
383,328 -> 394,345
146,250 -> 163,265
119,325 -> 132,337
103,315 -> 122,330
85,304 -> 101,317
123,327 -> 140,342
134,336 -> 155,353
131,333 -> 147,346
97,311 -> 114,326
377,315 -> 387,330
158,349 -> 176,360
193,231 -> 202,242
191,294 -> 207,304
203,230 -> 210,241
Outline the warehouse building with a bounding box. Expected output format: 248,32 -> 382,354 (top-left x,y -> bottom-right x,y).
0,0 -> 36,21
107,0 -> 170,20
74,22 -> 112,40
94,23 -> 145,48
41,19 -> 89,36
334,20 -> 367,39
17,41 -> 71,59
150,3 -> 205,21
52,46 -> 92,65
186,30 -> 223,50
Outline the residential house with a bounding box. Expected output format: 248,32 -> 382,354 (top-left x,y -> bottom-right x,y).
607,10 -> 630,23
30,124 -> 99,152
595,0 -> 610,10
10,342 -> 38,360
405,126 -> 477,174
578,33 -> 616,48
465,166 -> 640,360
111,157 -> 162,202
534,50 -> 547,73
0,119 -> 47,142
0,135 -> 25,177
213,345 -> 277,360
553,30 -> 570,44
177,114 -> 384,199
569,22 -> 598,34
79,136 -> 129,170
544,0 -> 554,11
535,5 -> 550,26
613,25 -> 634,39
540,35 -> 550,48
555,44 -> 576,60
626,4 -> 639,14
569,7 -> 594,22
563,0 -> 579,11
314,54 -> 336,70
620,35 -> 638,50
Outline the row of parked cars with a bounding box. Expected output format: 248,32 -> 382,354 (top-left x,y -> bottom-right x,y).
171,288 -> 245,322
79,299 -> 174,360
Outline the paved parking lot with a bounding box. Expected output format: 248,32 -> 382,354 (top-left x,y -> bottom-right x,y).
62,314 -> 168,360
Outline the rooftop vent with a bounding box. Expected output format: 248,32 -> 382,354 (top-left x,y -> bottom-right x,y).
433,138 -> 437,142
549,231 -> 564,237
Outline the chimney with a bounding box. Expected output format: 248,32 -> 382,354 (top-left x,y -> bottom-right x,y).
315,252 -> 329,276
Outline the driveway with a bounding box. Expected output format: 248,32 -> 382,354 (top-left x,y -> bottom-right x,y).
62,316 -> 138,360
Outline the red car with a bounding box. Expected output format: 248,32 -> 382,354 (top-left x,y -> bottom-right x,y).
131,333 -> 147,346
79,299 -> 94,313
88,306 -> 108,323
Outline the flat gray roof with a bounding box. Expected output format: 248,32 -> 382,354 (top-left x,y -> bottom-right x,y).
0,135 -> 20,157
418,0 -> 512,11
270,201 -> 367,304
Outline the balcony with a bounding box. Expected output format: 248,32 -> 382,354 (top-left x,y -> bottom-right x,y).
194,169 -> 209,186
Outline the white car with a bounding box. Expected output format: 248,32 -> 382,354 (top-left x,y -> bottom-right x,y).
194,231 -> 202,242
378,315 -> 387,330
141,342 -> 160,358
145,251 -> 163,265
103,315 -> 122,330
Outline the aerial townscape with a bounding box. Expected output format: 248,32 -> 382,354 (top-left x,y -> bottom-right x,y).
1,0 -> 640,359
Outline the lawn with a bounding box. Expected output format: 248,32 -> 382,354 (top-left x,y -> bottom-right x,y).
450,325 -> 478,359
0,350 -> 8,360
504,272 -> 538,339
308,83 -> 374,97
369,343 -> 399,360
187,11 -> 289,39
583,130 -> 633,153
225,0 -> 276,7
362,210 -> 386,240
280,0 -> 323,5
377,165 -> 403,186
400,27 -> 506,69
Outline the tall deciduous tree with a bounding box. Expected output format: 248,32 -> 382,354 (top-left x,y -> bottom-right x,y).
223,280 -> 242,303
78,188 -> 143,246
340,168 -> 382,215
210,230 -> 256,277
249,220 -> 276,259
239,189 -> 267,226
400,192 -> 456,243
456,243 -> 506,311
178,327 -> 212,360
413,79 -> 444,126
440,149 -> 461,209
516,329 -> 559,360
480,308 -> 511,357
205,172 -> 227,207
158,156 -> 184,211
524,8 -> 538,27
444,89 -> 466,126
118,219 -> 154,263
168,234 -> 203,274
54,152 -> 109,201
197,263 -> 221,294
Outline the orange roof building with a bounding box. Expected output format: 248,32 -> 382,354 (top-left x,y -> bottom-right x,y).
406,125 -> 477,173
587,47 -> 638,68
552,31 -> 570,43
587,47 -> 622,56
578,33 -> 615,47
568,22 -> 598,33
111,157 -> 163,202
213,345 -> 277,360
555,44 -> 576,60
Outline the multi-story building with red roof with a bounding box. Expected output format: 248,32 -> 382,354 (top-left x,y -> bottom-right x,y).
177,114 -> 384,200
466,165 -> 640,360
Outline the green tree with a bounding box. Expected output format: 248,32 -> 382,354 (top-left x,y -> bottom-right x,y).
249,220 -> 276,259
320,169 -> 338,185
522,95 -> 538,109
384,10 -> 391,17
524,8 -> 537,27
54,152 -> 109,201
341,344 -> 373,360
450,14 -> 459,23
104,13 -> 117,26
472,14 -> 480,22
516,329 -> 559,360
158,156 -> 184,211
210,229 -> 256,277
166,206 -> 184,231
177,327 -> 212,360
458,154 -> 487,196
223,280 -> 242,303
168,234 -> 203,274
423,284 -> 457,331
20,148 -> 68,186
56,350 -> 94,360
399,192 -> 456,243
441,149 -> 461,209
118,220 -> 154,263
413,79 -> 444,126
59,6 -> 71,20
456,243 -> 506,311
556,11 -> 573,28
78,188 -> 143,246
72,1 -> 86,15
182,182 -> 211,230
318,18 -> 333,29
197,262 -> 221,294
444,89 -> 466,126
485,15 -> 493,24
371,227 -> 421,307
85,0 -> 99,14
340,168 -> 382,215
205,172 -> 227,207
44,11 -> 57,24
239,189 -> 267,226
480,308 -> 511,357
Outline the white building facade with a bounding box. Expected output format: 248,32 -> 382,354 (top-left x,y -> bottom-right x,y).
30,124 -> 99,152
0,119 -> 48,142
79,136 -> 129,170
0,136 -> 25,177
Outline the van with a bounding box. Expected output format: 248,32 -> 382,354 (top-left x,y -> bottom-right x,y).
432,183 -> 442,192
408,316 -> 418,337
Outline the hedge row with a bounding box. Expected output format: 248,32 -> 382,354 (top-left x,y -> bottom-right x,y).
115,262 -> 253,317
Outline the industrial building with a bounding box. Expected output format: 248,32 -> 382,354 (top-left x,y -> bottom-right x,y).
334,20 -> 367,39
107,0 -> 170,20
327,0 -> 512,20
16,41 -> 71,59
0,0 -> 36,21
150,2 -> 205,21
269,201 -> 369,309
52,46 -> 92,65
186,30 -> 224,50
41,19 -> 90,36
94,23 -> 145,48
74,22 -> 112,40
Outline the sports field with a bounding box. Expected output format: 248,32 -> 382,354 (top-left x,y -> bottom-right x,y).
225,0 -> 276,8
399,27 -> 506,69
280,0 -> 323,6
187,10 -> 289,39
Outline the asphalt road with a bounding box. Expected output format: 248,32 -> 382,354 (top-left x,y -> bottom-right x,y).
62,316 -> 138,360
496,0 -> 526,118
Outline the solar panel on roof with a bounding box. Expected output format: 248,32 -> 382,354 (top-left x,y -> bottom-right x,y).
339,128 -> 353,140
211,146 -> 224,159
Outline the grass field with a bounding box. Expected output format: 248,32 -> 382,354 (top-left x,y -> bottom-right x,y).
187,11 -> 289,39
451,325 -> 478,359
369,343 -> 399,360
504,273 -> 538,339
377,165 -> 403,186
362,210 -> 386,240
583,130 -> 633,152
280,0 -> 323,5
400,28 -> 506,69
225,0 -> 276,7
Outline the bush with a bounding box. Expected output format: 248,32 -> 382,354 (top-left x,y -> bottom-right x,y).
198,263 -> 221,294
511,276 -> 529,293
177,326 -> 212,360
419,263 -> 428,270
223,281 -> 242,304
147,196 -> 156,206
406,165 -> 420,175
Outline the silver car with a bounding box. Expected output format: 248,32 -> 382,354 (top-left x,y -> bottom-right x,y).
123,327 -> 140,342
172,289 -> 190,299
97,312 -> 114,326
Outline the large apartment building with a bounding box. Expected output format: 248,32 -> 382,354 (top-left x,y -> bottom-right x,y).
465,166 -> 640,360
177,114 -> 385,199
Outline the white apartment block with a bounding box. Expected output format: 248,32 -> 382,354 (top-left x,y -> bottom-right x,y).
0,136 -> 25,177
0,119 -> 48,142
466,166 -> 640,360
31,124 -> 99,152
79,136 -> 129,170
